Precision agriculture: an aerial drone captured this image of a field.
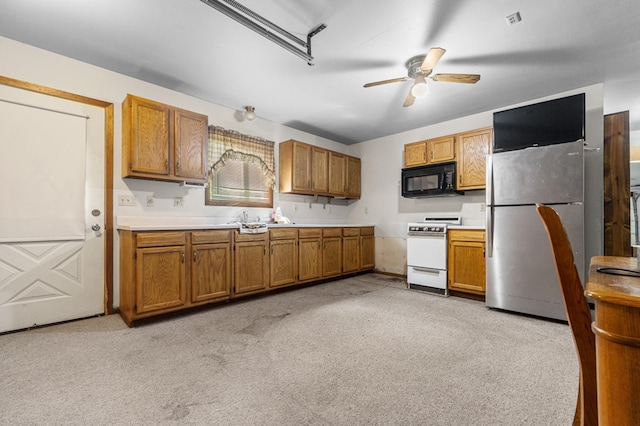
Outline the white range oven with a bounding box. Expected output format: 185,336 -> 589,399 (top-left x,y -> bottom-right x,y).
407,216 -> 461,295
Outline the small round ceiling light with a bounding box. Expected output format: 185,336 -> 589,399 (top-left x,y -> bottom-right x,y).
244,106 -> 256,121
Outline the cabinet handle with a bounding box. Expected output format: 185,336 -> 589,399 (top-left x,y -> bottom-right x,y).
176,161 -> 180,173
165,159 -> 169,171
431,150 -> 434,161
193,250 -> 198,262
181,251 -> 185,263
422,152 -> 426,161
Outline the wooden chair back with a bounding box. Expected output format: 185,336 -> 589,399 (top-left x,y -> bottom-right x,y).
536,205 -> 598,426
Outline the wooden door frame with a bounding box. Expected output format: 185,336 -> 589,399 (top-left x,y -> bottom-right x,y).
603,111 -> 631,256
0,75 -> 115,314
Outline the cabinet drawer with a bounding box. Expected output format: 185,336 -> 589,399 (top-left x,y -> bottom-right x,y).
269,228 -> 297,240
343,227 -> 360,237
235,231 -> 268,242
136,231 -> 186,247
448,229 -> 485,242
323,228 -> 342,237
191,229 -> 232,244
360,227 -> 374,236
298,228 -> 321,238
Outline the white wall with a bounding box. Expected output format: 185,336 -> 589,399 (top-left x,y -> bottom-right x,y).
0,37 -> 353,307
347,84 -> 605,275
0,36 -> 605,301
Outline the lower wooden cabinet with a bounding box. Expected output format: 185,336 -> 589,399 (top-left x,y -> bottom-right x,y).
234,232 -> 269,296
119,225 -> 375,326
343,228 -> 361,273
119,230 -> 232,326
360,227 -> 375,270
136,245 -> 186,314
190,230 -> 232,303
269,228 -> 297,288
298,228 -> 321,282
448,229 -> 486,296
320,228 -> 341,277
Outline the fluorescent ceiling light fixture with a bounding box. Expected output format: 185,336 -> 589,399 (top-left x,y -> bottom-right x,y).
200,0 -> 326,65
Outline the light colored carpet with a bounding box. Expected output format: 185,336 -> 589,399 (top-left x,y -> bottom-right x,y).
0,273 -> 576,425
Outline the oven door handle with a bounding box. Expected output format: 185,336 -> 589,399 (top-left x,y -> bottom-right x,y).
411,267 -> 442,274
407,232 -> 446,238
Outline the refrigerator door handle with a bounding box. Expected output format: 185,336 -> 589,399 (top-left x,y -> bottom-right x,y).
485,149 -> 494,258
486,207 -> 493,258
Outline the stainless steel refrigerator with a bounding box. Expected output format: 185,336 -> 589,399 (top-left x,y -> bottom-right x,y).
485,137 -> 585,321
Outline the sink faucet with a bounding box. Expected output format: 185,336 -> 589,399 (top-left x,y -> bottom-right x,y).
242,209 -> 248,223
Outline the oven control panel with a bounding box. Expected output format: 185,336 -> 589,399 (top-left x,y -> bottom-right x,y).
408,225 -> 445,233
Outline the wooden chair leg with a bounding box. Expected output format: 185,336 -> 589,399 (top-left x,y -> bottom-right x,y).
572,379 -> 582,426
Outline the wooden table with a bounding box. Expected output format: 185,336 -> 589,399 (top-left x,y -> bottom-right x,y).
585,256 -> 640,426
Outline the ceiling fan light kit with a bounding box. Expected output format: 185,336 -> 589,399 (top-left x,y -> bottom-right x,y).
200,0 -> 326,65
364,47 -> 481,107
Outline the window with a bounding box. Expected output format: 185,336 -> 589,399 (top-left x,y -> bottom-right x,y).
206,126 -> 275,207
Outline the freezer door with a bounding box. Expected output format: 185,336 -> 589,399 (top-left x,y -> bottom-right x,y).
491,139 -> 583,205
486,204 -> 584,321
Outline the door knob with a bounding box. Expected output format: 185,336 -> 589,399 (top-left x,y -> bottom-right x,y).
91,224 -> 101,232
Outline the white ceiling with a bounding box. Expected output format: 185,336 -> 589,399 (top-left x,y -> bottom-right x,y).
2,0 -> 640,144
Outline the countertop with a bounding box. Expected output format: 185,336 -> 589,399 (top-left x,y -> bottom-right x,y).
116,216 -> 374,231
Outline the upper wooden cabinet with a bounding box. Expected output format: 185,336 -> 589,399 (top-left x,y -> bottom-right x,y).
345,156 -> 361,199
279,139 -> 361,199
279,140 -> 312,193
122,94 -> 208,183
311,146 -> 329,194
404,135 -> 455,167
456,127 -> 492,190
328,151 -> 346,196
403,127 -> 491,190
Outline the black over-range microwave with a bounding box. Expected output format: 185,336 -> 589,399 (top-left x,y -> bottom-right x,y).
401,162 -> 464,198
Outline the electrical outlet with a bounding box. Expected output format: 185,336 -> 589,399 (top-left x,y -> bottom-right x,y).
480,202 -> 486,212
146,196 -> 155,207
173,197 -> 184,208
118,194 -> 137,206
364,206 -> 369,214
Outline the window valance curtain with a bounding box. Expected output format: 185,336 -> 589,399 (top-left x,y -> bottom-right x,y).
208,125 -> 276,189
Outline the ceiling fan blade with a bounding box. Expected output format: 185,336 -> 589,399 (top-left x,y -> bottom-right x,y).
363,77 -> 410,88
432,73 -> 481,84
403,89 -> 416,108
420,47 -> 446,71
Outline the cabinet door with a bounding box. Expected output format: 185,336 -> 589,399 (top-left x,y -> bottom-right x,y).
345,156 -> 361,199
127,96 -> 171,176
457,127 -> 491,190
360,235 -> 375,270
191,243 -> 231,302
342,235 -> 360,273
136,246 -> 185,313
270,239 -> 297,287
311,147 -> 329,194
404,141 -> 427,167
448,230 -> 486,295
299,237 -> 321,281
234,241 -> 268,295
174,108 -> 208,182
328,152 -> 346,196
322,237 -> 342,277
428,135 -> 455,164
292,141 -> 312,192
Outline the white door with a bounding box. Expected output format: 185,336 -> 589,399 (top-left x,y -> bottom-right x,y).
0,85 -> 105,333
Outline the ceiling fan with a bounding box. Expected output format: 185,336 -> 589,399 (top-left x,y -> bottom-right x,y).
363,47 -> 480,107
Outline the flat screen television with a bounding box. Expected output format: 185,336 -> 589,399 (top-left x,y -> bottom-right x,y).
492,93 -> 585,153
